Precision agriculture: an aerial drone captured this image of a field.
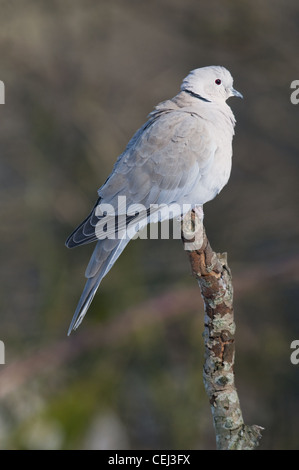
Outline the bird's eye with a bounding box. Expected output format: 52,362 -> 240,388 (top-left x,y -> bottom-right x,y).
215,79 -> 221,85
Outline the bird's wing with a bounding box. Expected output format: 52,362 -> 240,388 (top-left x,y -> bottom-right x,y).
65,109 -> 217,248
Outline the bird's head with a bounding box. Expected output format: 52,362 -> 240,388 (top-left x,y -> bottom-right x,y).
181,66 -> 243,103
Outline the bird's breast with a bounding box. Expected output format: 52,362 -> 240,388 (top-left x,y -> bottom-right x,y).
192,117 -> 234,205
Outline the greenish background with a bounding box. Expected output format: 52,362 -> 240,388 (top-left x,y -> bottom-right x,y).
1,0 -> 299,450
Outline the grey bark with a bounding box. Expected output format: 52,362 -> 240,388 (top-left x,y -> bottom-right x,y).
181,210 -> 263,450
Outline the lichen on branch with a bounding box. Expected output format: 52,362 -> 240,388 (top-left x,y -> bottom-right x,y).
181,210 -> 263,450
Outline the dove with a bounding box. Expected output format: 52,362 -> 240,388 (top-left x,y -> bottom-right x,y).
66,65 -> 242,334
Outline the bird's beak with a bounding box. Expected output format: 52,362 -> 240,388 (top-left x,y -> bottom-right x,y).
231,87 -> 243,99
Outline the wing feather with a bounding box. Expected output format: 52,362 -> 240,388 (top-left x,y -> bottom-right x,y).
66,109 -> 217,248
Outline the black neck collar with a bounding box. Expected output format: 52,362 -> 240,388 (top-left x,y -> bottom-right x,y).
184,89 -> 211,103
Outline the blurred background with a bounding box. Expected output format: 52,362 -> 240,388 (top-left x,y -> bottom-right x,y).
0,0 -> 299,450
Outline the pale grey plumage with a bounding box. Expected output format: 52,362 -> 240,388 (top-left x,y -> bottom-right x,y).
66,65 -> 242,334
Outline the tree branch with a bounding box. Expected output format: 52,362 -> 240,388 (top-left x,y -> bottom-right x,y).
181,210 -> 263,450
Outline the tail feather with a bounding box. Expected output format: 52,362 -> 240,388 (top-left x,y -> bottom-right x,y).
66,208 -> 151,334
67,236 -> 130,335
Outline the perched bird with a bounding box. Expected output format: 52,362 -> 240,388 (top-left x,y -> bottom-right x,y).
66,65 -> 242,334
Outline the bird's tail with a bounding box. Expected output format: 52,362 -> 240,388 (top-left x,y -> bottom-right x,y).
67,236 -> 130,335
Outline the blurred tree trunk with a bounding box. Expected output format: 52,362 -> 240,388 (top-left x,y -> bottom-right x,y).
181,210 -> 263,450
